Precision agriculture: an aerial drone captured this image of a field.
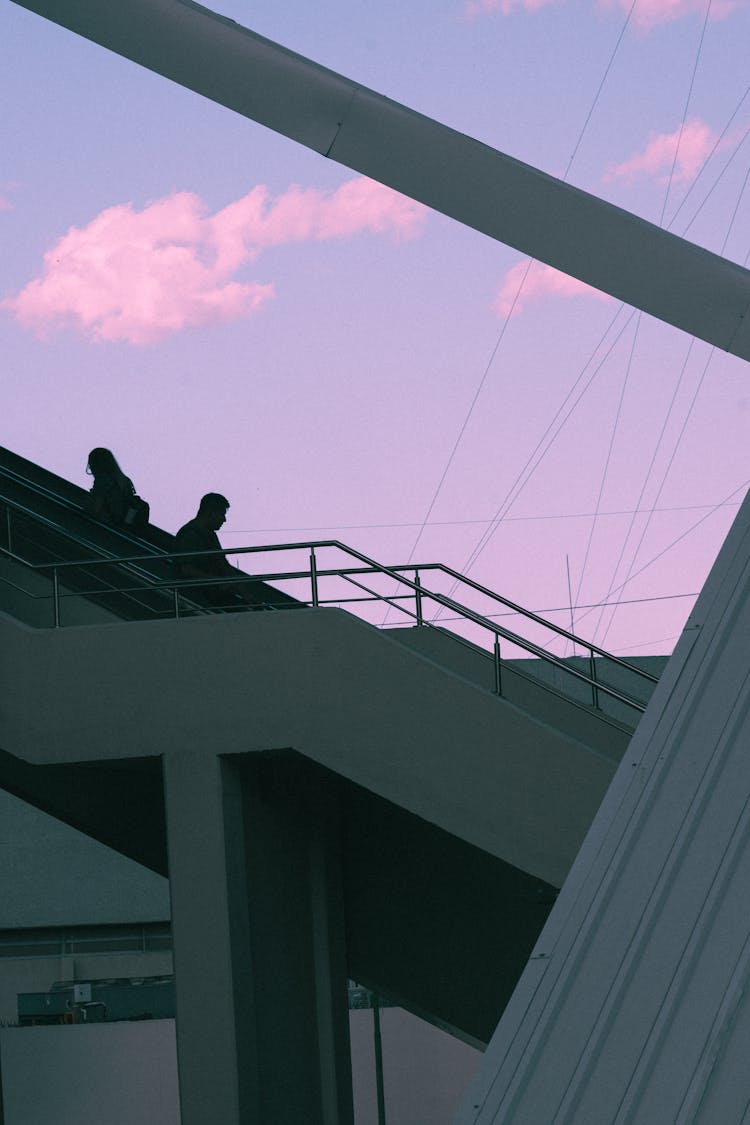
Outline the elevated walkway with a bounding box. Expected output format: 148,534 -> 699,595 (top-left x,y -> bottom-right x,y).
1,607 -> 621,885
0,448 -> 664,1121
0,605 -> 627,1049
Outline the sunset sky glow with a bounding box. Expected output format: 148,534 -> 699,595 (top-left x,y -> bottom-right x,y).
3,0 -> 749,656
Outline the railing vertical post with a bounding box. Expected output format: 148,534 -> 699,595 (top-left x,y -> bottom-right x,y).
309,547 -> 319,607
494,635 -> 502,696
414,570 -> 424,626
589,650 -> 600,710
173,587 -> 180,620
52,567 -> 61,628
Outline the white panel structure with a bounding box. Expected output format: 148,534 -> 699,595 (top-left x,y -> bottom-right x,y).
11,0 -> 750,361
454,486 -> 750,1124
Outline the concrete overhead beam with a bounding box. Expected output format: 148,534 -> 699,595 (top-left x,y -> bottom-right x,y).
11,0 -> 750,362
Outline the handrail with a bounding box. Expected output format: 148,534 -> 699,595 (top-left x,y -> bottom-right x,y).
389,562 -> 660,680
0,499 -> 658,721
0,494 -> 162,576
0,495 -> 204,619
323,567 -> 651,714
22,537 -> 657,681
0,462 -> 88,514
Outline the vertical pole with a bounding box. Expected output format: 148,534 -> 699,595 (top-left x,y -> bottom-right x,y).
373,994 -> 387,1125
414,571 -> 423,626
494,636 -> 502,696
173,587 -> 181,619
52,567 -> 61,628
310,547 -> 319,607
566,553 -> 575,658
589,650 -> 600,710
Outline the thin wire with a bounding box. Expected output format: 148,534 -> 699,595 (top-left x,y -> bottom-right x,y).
720,155 -> 750,254
562,0 -> 639,179
660,0 -> 713,229
598,344 -> 711,646
221,501 -> 741,535
570,313 -> 640,638
418,0 -> 735,635
423,590 -> 699,626
566,554 -> 575,650
392,0 -> 638,616
378,258 -> 534,626
452,92 -> 750,592
445,306 -> 637,598
618,634 -> 681,653
676,118 -> 750,239
398,258 -> 533,569
572,476 -> 750,633
667,83 -> 750,233
597,130 -> 750,645
593,0 -> 714,642
590,335 -> 697,643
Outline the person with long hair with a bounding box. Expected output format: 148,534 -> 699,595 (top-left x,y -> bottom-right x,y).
84,447 -> 148,529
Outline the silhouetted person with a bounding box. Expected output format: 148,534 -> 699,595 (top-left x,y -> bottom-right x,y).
84,447 -> 149,530
174,493 -> 257,607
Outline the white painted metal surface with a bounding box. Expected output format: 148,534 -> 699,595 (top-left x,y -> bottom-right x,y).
11,0 -> 750,361
454,485 -> 750,1124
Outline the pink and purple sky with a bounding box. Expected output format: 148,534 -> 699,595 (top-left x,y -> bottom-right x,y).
2,0 -> 749,655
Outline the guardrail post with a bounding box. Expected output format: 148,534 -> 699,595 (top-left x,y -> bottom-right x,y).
52,567 -> 61,628
173,587 -> 181,620
414,571 -> 424,626
309,547 -> 319,607
494,636 -> 502,696
589,650 -> 600,710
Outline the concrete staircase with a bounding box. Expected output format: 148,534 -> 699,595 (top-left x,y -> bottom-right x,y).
0,604 -> 641,1044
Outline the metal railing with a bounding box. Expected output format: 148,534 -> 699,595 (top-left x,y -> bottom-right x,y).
0,500 -> 659,726
0,495 -> 202,622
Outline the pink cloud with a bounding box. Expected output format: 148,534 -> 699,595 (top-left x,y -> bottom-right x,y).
466,0 -> 561,13
495,259 -> 612,318
3,178 -> 425,345
605,0 -> 737,30
605,118 -> 719,184
0,196 -> 11,212
467,0 -> 736,26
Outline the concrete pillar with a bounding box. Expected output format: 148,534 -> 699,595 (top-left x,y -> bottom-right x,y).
163,749 -> 354,1125
163,750 -> 256,1125
238,753 -> 354,1125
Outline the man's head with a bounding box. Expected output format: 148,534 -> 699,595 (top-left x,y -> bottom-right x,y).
197,492 -> 230,531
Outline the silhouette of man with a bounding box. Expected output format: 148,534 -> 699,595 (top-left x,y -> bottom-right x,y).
174,493 -> 256,607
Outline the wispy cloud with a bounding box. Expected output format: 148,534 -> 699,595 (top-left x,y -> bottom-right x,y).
0,196 -> 12,212
605,118 -> 718,184
495,259 -> 612,318
606,0 -> 738,31
467,0 -> 736,28
466,0 -> 560,14
2,178 -> 425,345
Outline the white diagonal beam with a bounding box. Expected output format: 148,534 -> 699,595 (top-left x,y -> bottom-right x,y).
12,0 -> 750,361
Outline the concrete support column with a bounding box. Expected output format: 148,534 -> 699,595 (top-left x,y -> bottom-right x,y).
239,753 -> 355,1125
163,750 -> 257,1125
163,749 -> 354,1125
